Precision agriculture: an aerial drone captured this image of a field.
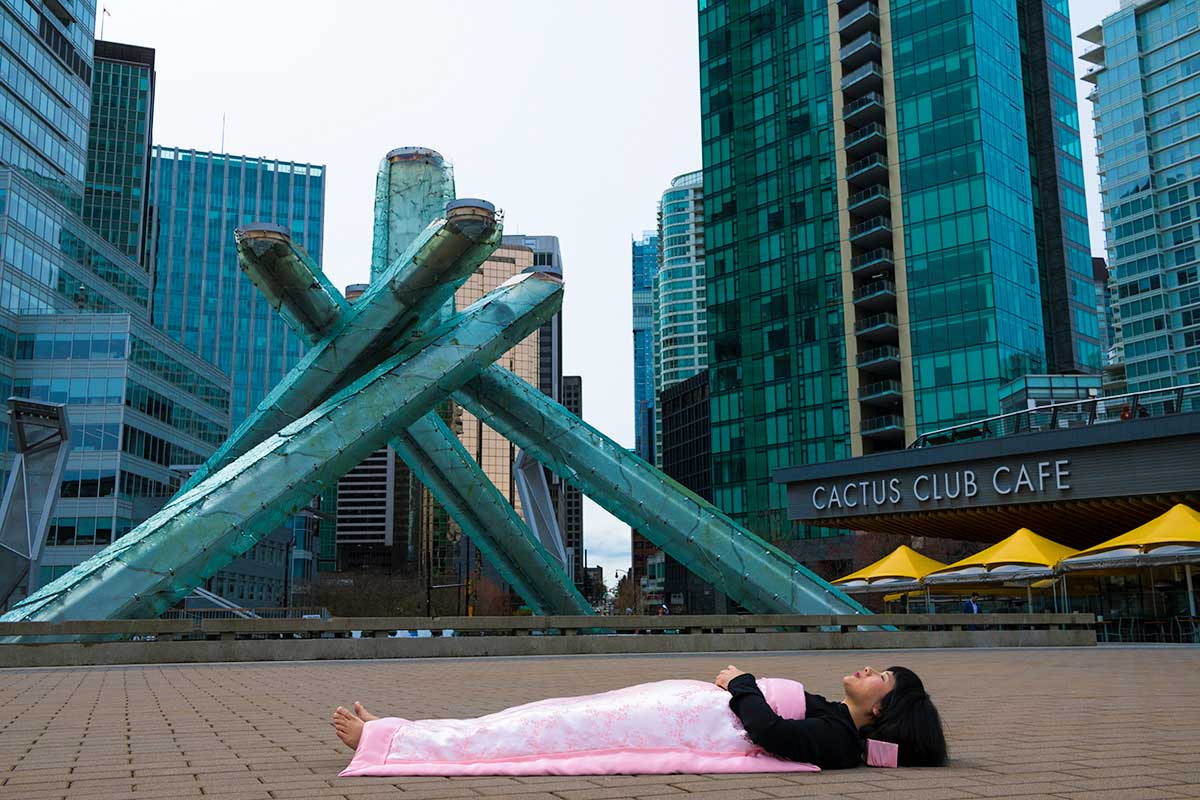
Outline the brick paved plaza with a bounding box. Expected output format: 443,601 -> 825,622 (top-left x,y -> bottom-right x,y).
0,646 -> 1197,800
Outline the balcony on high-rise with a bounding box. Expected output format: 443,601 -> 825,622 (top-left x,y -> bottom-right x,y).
856,344 -> 902,374
849,216 -> 892,248
847,184 -> 889,216
861,413 -> 906,438
850,247 -> 894,276
853,278 -> 897,311
841,61 -> 883,98
840,31 -> 881,70
858,379 -> 903,406
838,2 -> 880,39
845,122 -> 887,159
844,92 -> 885,126
854,311 -> 899,341
846,153 -> 888,185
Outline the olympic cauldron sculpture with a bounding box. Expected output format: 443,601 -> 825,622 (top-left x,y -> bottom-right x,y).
2,148 -> 869,626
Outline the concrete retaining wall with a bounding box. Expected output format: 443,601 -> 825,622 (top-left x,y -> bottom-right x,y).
0,628 -> 1096,668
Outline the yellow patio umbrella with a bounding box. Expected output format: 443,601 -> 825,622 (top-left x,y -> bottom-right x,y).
832,545 -> 947,594
1058,504 -> 1200,616
923,528 -> 1078,610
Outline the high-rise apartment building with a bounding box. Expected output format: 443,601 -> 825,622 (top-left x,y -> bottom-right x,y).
1082,0 -> 1200,391
84,40 -> 154,266
653,170 -> 706,465
698,0 -> 1091,551
631,231 -> 658,463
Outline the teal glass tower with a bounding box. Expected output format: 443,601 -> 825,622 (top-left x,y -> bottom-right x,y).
0,3 -> 242,601
653,170 -> 706,466
84,41 -> 154,267
698,0 -> 1090,557
149,147 -> 326,425
632,231 -> 658,463
1083,0 -> 1200,391
0,0 -> 94,209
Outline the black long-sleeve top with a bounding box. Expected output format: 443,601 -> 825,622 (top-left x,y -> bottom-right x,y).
727,673 -> 863,769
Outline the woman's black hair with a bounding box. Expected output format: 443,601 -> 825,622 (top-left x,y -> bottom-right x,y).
859,666 -> 948,767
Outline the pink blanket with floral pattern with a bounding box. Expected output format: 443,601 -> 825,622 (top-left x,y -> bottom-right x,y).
340,678 -> 819,776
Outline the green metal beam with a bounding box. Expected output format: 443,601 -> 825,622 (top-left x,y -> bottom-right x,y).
455,367 -> 871,616
2,273 -> 563,623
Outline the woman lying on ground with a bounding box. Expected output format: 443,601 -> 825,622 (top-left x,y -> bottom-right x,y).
332,663 -> 947,775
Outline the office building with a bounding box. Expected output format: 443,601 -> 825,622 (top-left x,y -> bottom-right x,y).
502,234 -> 563,402
630,231 -> 658,594
149,147 -> 327,595
1082,0 -> 1200,391
561,374 -> 584,589
653,170 -> 707,466
84,40 -> 154,266
497,235 -> 576,576
0,0 -> 93,209
149,146 -> 325,424
0,4 -> 245,600
698,0 -> 1093,557
631,231 -> 657,463
658,371 -> 729,613
1093,256 -> 1120,365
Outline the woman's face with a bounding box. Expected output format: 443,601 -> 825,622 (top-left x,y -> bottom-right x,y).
842,666 -> 895,709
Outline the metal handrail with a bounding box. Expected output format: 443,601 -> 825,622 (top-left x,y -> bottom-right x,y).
857,345 -> 901,364
851,247 -> 893,269
854,279 -> 896,300
911,382 -> 1200,448
844,92 -> 885,117
855,312 -> 898,332
862,413 -> 905,432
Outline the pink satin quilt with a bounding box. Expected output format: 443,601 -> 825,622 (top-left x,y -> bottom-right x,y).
340,677 -> 820,776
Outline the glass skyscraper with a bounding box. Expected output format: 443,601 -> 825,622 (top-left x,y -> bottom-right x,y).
0,2 -> 245,601
653,170 -> 706,465
698,0 -> 1091,551
631,230 -> 658,462
1083,0 -> 1200,391
149,147 -> 325,425
0,0 -> 93,209
84,41 -> 153,266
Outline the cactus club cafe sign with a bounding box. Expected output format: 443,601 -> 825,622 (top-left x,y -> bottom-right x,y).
807,458 -> 1073,514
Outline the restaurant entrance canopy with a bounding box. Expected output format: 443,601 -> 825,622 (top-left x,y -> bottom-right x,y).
774,411 -> 1200,549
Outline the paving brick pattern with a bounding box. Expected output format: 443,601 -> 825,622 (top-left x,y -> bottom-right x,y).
0,646 -> 1196,799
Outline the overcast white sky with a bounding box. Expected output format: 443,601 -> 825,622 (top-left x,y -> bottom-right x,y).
96,0 -> 1117,587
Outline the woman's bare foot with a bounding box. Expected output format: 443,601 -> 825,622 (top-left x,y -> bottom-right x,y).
332,706 -> 364,749
353,701 -> 380,722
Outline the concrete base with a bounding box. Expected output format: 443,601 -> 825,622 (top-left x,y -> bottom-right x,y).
0,629 -> 1095,667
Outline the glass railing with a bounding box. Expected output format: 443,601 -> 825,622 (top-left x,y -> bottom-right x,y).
855,312 -> 899,333
841,61 -> 883,90
911,382 -> 1200,448
847,153 -> 888,176
857,345 -> 901,365
838,2 -> 880,32
850,248 -> 894,270
862,414 -> 905,433
846,122 -> 886,148
840,31 -> 881,61
854,279 -> 896,300
844,92 -> 885,117
849,216 -> 891,238
859,380 -> 903,400
848,185 -> 889,208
